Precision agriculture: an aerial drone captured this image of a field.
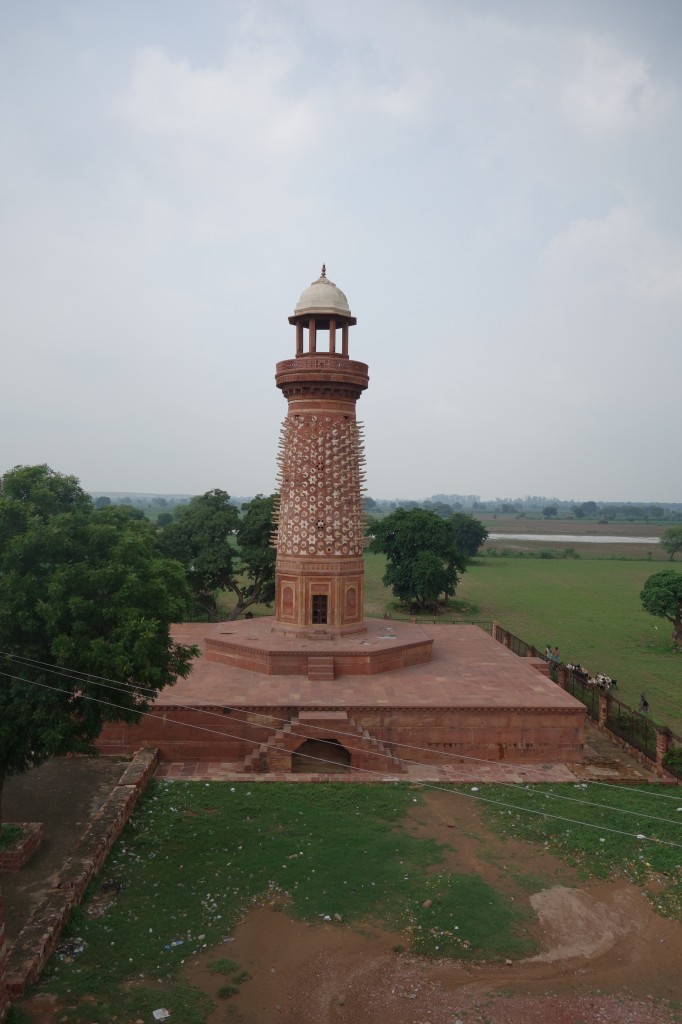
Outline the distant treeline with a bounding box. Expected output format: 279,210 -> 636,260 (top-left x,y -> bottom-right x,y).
365,496 -> 682,521
89,492 -> 682,524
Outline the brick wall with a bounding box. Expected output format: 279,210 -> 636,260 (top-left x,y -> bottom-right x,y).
0,899 -> 8,1022
0,823 -> 44,871
5,747 -> 159,1002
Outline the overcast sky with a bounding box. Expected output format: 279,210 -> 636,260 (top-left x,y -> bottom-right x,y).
2,1 -> 681,503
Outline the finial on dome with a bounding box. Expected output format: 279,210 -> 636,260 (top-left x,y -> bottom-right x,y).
320,264 -> 326,278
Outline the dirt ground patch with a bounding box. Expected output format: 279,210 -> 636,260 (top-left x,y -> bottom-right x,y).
16,790 -> 682,1024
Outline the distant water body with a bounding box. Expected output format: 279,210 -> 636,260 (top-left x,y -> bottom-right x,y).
488,533 -> 660,544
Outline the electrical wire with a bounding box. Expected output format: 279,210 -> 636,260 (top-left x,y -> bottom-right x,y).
2,664 -> 682,850
2,649 -> 681,826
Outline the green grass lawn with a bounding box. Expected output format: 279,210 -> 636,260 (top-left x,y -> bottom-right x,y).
478,781 -> 682,919
29,779 -> 682,1024
35,782 -> 534,1022
364,551 -> 682,734
457,557 -> 682,731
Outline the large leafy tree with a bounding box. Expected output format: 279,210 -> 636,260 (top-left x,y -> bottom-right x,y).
448,512 -> 488,559
640,570 -> 682,652
0,465 -> 197,823
369,507 -> 484,610
232,494 -> 277,619
160,490 -> 276,620
661,526 -> 682,562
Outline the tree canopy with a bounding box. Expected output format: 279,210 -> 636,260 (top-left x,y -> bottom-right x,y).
369,507 -> 487,610
159,490 -> 276,620
640,570 -> 682,652
661,526 -> 682,562
0,465 -> 197,822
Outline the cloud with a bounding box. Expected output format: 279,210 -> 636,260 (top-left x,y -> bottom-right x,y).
561,36 -> 668,136
541,203 -> 682,301
115,44 -> 316,156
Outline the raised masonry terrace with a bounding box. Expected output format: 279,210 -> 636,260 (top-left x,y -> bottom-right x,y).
97,622 -> 585,770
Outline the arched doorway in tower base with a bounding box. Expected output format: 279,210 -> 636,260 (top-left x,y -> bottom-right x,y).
291,738 -> 351,773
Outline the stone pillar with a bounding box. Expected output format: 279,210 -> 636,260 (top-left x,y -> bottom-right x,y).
342,323 -> 348,356
598,692 -> 611,727
526,645 -> 537,657
296,321 -> 303,355
556,666 -> 567,690
329,319 -> 336,353
309,318 -> 317,353
0,897 -> 8,1022
656,727 -> 672,769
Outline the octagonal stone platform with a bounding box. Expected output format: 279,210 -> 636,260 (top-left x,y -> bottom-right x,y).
98,621 -> 586,771
204,617 -> 433,678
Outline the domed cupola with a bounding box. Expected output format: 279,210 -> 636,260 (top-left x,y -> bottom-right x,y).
293,265 -> 353,319
288,265 -> 357,356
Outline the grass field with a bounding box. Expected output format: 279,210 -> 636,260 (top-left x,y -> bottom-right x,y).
363,548 -> 682,734
220,517 -> 681,732
36,782 -> 535,1022
29,779 -> 682,1023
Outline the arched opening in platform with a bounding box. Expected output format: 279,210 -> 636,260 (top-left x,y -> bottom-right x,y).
291,738 -> 351,773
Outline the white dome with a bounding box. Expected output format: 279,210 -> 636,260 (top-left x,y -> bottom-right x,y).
294,267 -> 351,317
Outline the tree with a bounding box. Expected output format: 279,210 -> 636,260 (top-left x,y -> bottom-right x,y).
118,504 -> 146,521
230,494 -> 277,619
0,465 -> 197,824
661,526 -> 682,562
94,496 -> 112,509
369,507 -> 469,610
543,506 -> 558,519
640,570 -> 682,652
448,512 -> 488,559
159,489 -> 240,619
160,490 -> 277,620
572,506 -> 585,519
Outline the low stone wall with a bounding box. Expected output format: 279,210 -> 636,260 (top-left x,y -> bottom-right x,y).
99,701 -> 585,767
0,824 -> 43,871
594,721 -> 678,782
0,903 -> 7,1022
4,747 -> 159,1001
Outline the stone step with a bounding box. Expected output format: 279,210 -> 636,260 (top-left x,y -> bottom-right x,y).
307,655 -> 335,681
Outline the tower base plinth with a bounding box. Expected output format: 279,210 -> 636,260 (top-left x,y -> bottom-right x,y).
204,616 -> 432,677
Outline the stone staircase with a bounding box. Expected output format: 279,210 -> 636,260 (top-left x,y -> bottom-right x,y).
307,655 -> 335,681
243,711 -> 404,774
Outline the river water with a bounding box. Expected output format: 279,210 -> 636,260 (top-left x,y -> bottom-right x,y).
488,533 -> 660,544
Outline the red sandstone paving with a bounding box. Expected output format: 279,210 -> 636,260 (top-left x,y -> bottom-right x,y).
165,620 -> 580,710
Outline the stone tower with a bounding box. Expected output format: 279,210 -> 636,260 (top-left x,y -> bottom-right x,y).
273,267 -> 368,636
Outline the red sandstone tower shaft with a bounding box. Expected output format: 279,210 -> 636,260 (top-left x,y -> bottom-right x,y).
273,268 -> 369,636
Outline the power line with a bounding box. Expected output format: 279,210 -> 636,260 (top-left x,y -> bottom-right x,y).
3,648 -> 681,818
3,665 -> 682,850
3,650 -> 681,826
